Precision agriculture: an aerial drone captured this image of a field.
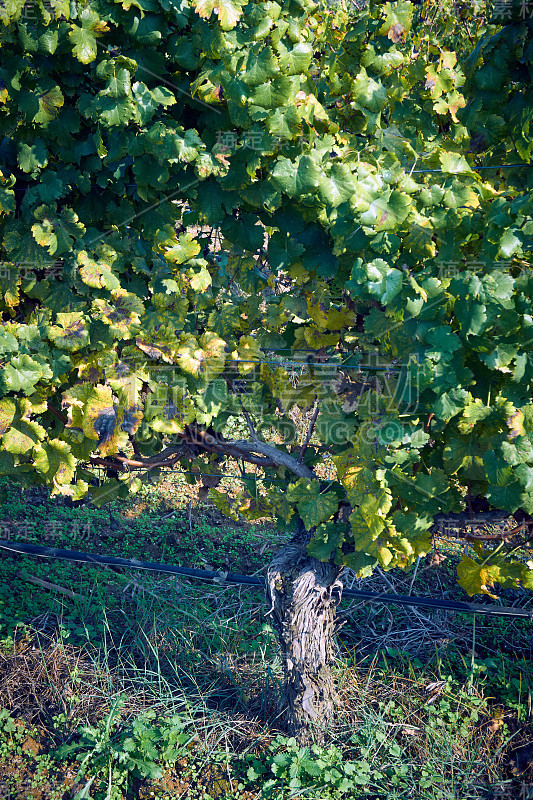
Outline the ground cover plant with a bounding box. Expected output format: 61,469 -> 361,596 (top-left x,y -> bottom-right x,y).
1,476 -> 533,798
1,0 -> 533,777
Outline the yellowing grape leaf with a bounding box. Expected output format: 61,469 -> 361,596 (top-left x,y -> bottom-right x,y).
165,232 -> 201,265
191,0 -> 245,30
3,418 -> 46,454
333,448 -> 363,492
92,289 -> 144,338
48,312 -> 89,352
146,385 -> 195,434
81,384 -> 127,456
33,438 -> 75,484
457,555 -> 500,598
237,335 -> 262,375
0,398 -> 16,436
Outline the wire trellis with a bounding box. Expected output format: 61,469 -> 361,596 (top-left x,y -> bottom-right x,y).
223,358 -> 402,371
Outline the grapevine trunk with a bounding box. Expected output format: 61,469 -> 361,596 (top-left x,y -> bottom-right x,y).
266,531 -> 344,744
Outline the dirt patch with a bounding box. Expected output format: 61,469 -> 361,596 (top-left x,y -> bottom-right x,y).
130,760 -> 260,800
0,754 -> 78,800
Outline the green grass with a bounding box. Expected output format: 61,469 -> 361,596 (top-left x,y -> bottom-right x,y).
0,475 -> 281,638
1,475 -> 533,799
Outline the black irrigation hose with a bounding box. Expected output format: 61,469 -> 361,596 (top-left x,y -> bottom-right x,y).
1,540 -> 532,619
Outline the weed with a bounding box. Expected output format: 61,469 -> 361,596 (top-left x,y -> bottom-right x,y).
55,699 -> 193,800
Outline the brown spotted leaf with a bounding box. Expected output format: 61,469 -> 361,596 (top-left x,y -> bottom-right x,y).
48,312 -> 89,352
92,289 -> 144,338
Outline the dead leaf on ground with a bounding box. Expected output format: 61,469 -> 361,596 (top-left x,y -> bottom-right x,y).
425,680 -> 446,693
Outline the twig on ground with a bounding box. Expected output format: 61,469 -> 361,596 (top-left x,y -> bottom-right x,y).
16,571 -> 84,601
408,557 -> 421,596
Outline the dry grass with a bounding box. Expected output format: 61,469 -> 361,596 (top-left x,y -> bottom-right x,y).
340,566 -> 464,661
0,623 -> 114,729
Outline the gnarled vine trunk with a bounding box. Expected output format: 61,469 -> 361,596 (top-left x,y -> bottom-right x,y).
266,530 -> 344,744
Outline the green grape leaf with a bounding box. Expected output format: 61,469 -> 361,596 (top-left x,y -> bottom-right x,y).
342,550 -> 377,578
194,378 -> 229,424
307,521 -> 345,562
433,388 -> 469,421
439,152 -> 476,175
352,68 -> 388,113
279,42 -> 312,75
271,155 -> 321,197
3,354 -> 49,395
249,77 -> 292,109
498,228 -> 522,259
243,46 -> 280,86
89,479 -> 129,507
287,478 -> 339,529
18,139 -> 48,173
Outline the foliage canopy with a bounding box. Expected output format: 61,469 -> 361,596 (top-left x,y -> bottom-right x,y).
1,0 -> 533,598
